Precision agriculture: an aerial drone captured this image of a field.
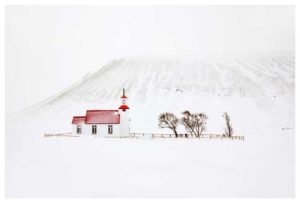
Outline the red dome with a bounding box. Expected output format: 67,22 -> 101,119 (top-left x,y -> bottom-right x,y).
119,104 -> 129,110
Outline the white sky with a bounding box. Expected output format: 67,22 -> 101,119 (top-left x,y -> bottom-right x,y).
5,5 -> 294,115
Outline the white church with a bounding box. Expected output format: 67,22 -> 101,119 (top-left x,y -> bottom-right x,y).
71,89 -> 130,136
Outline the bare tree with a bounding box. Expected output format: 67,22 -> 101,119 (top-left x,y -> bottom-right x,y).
193,113 -> 208,136
181,111 -> 208,137
223,112 -> 233,137
181,111 -> 196,135
158,112 -> 179,137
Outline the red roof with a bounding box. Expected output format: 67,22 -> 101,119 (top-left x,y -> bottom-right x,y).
85,110 -> 120,124
72,116 -> 86,124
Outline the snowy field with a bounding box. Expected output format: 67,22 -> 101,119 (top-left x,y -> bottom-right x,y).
5,133 -> 294,197
5,54 -> 295,197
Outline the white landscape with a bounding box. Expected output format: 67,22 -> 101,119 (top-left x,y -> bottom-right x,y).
5,54 -> 295,197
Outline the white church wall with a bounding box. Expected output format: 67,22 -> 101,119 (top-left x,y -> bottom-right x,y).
119,110 -> 130,136
80,124 -> 120,136
72,125 -> 77,134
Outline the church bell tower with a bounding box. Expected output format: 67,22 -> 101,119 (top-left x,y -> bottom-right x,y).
118,88 -> 130,136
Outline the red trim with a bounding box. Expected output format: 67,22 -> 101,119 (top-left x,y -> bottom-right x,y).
118,104 -> 129,110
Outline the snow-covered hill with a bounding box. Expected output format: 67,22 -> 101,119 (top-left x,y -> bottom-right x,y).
65,55 -> 294,99
6,54 -> 294,135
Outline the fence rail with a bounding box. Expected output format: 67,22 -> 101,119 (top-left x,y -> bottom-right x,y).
129,133 -> 244,141
44,132 -> 244,141
44,133 -> 79,137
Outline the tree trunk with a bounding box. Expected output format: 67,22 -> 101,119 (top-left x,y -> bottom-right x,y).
173,129 -> 178,137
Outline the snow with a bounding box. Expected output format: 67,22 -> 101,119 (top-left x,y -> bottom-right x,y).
5,54 -> 295,197
6,134 -> 294,197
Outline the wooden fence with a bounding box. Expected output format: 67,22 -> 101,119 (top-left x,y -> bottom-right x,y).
44,132 -> 244,141
129,133 -> 244,141
44,133 -> 79,137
